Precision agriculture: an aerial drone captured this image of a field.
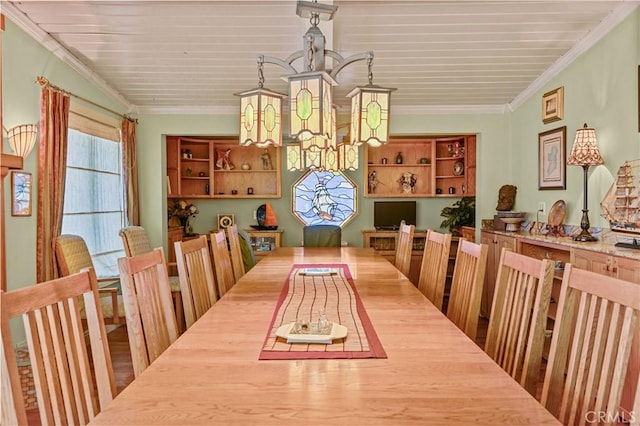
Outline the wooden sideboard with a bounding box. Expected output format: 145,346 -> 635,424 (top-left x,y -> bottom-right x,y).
481,229 -> 640,415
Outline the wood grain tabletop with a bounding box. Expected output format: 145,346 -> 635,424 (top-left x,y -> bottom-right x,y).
90,247 -> 559,425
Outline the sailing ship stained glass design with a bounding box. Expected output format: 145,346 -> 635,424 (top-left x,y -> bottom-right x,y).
292,169 -> 357,227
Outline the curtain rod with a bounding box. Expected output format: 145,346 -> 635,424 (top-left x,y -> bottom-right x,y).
36,76 -> 136,123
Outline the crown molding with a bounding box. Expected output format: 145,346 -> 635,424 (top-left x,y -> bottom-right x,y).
3,2 -> 135,112
509,2 -> 639,110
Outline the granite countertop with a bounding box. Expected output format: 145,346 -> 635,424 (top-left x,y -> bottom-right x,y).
482,228 -> 640,260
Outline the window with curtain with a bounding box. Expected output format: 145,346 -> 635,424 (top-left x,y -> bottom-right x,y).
61,105 -> 125,278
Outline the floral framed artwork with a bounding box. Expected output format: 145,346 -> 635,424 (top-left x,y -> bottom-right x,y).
538,126 -> 566,190
11,171 -> 32,216
542,86 -> 564,124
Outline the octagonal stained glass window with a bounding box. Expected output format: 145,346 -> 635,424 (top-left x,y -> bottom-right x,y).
292,169 -> 357,228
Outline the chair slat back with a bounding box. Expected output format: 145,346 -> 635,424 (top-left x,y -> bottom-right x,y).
174,235 -> 218,328
394,223 -> 415,277
118,247 -> 178,378
119,226 -> 153,257
446,239 -> 488,340
417,230 -> 452,309
484,248 -> 554,396
226,225 -> 246,282
210,231 -> 236,298
541,264 -> 640,424
1,269 -> 116,425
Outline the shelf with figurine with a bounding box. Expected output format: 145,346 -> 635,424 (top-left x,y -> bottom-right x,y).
364,135 -> 476,198
166,135 -> 281,199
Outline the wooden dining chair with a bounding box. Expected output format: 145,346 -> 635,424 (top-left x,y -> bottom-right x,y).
55,234 -> 125,325
210,230 -> 236,298
174,235 -> 218,328
484,248 -> 554,396
541,264 -> 640,425
1,268 -> 116,425
226,224 -> 246,282
119,225 -> 184,331
446,239 -> 488,341
416,229 -> 452,310
394,223 -> 415,277
118,247 -> 179,378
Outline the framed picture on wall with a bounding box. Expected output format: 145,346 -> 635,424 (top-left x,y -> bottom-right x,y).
542,86 -> 564,124
11,171 -> 32,216
538,126 -> 567,190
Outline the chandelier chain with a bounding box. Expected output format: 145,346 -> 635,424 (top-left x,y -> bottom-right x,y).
306,34 -> 315,72
310,11 -> 319,27
257,57 -> 265,88
367,57 -> 374,85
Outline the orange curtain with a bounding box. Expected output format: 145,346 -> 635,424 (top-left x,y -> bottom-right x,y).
36,82 -> 70,282
122,118 -> 139,226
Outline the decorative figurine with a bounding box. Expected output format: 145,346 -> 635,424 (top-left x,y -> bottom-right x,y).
368,171 -> 378,194
216,148 -> 234,170
261,149 -> 273,170
447,142 -> 465,158
398,172 -> 417,194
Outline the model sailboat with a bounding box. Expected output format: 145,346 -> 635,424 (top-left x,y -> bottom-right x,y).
601,160 -> 640,234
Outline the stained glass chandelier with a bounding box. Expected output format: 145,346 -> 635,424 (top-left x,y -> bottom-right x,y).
236,0 -> 395,170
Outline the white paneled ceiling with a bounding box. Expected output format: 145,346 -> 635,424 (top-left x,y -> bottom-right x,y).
4,1 -> 638,115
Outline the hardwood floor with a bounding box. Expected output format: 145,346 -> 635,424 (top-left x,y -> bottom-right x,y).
108,325 -> 135,393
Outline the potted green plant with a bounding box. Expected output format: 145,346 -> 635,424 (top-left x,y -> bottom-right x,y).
440,196 -> 476,236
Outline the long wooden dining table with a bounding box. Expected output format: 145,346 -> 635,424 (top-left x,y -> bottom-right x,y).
91,247 -> 559,425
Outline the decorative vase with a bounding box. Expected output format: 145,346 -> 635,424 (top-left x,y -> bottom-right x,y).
241,162 -> 251,170
179,217 -> 189,235
395,152 -> 403,164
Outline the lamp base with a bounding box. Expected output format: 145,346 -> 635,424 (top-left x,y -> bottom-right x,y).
573,230 -> 598,242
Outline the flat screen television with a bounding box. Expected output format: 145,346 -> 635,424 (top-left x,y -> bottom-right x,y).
374,201 -> 417,230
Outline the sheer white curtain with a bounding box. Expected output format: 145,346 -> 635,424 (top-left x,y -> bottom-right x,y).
61,104 -> 125,277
